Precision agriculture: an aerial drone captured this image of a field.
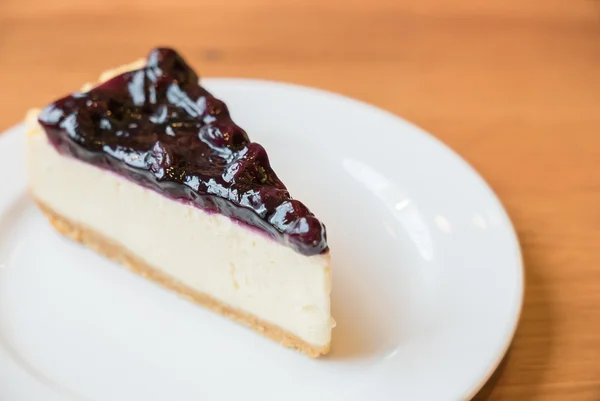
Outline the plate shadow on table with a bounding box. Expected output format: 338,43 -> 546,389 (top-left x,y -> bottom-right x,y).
470,228 -> 556,400
470,350 -> 511,401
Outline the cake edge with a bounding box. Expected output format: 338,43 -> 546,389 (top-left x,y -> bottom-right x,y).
34,198 -> 331,358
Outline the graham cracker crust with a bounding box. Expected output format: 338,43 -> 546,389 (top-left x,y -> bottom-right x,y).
35,199 -> 330,358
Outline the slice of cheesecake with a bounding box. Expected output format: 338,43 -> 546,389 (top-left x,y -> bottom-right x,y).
25,48 -> 333,357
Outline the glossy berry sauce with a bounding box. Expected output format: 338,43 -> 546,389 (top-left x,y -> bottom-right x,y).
38,47 -> 328,256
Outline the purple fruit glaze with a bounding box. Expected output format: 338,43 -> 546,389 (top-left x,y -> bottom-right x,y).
37,47 -> 328,256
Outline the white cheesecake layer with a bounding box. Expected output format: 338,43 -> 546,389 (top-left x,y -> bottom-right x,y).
26,127 -> 332,347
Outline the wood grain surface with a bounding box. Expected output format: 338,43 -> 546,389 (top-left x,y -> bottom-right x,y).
1,1 -> 599,400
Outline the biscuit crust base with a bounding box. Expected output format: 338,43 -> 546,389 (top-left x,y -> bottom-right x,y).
35,199 -> 330,358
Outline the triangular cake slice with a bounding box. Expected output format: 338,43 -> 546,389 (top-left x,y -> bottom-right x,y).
25,48 -> 333,357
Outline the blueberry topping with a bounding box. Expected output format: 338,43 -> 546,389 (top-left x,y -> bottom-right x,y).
38,47 -> 328,256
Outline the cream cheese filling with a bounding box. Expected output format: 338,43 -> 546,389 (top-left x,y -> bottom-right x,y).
26,121 -> 332,347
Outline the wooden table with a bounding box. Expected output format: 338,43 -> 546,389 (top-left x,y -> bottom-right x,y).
1,1 -> 599,399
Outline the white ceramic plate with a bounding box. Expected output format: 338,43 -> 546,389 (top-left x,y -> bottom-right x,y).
0,79 -> 523,401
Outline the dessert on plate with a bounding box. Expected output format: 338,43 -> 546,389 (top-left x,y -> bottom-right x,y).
25,47 -> 333,357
